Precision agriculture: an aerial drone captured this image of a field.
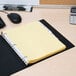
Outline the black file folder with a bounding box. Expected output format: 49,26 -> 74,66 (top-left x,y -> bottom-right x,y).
0,19 -> 74,76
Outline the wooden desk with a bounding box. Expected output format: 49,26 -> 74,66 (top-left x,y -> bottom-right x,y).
0,8 -> 76,76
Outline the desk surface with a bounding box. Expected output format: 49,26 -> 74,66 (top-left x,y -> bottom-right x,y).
0,8 -> 76,76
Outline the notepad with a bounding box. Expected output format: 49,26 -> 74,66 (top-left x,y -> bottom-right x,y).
2,21 -> 66,64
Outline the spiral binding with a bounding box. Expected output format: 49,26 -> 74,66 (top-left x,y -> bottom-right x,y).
1,32 -> 28,65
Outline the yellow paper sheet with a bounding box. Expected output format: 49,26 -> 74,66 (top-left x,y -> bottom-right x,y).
4,21 -> 66,64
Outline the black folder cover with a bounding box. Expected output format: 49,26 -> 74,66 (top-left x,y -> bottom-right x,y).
0,36 -> 26,76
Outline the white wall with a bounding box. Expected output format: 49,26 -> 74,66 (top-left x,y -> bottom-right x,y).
26,0 -> 39,5
0,0 -> 39,5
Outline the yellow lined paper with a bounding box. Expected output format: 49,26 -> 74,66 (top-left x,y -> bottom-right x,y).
4,21 -> 66,64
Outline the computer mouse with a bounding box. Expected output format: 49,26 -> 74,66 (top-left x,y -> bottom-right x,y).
0,17 -> 6,29
7,13 -> 22,24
